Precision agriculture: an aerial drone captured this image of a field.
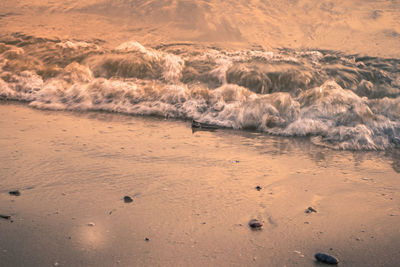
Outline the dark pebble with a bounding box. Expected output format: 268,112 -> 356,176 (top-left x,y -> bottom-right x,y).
145,237 -> 149,241
0,214 -> 11,220
305,206 -> 317,213
255,186 -> 262,191
9,190 -> 20,196
248,219 -> 263,229
124,196 -> 133,203
315,253 -> 339,265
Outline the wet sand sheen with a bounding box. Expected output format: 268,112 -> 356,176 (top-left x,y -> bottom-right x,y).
0,103 -> 399,266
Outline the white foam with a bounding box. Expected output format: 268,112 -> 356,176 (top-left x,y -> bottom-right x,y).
115,41 -> 159,60
56,41 -> 99,50
162,54 -> 184,83
1,39 -> 400,150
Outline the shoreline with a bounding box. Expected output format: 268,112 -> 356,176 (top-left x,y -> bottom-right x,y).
0,103 -> 399,266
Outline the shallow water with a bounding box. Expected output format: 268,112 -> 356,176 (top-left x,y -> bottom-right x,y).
1,1 -> 400,266
1,35 -> 400,149
1,0 -> 400,57
1,0 -> 400,150
0,103 -> 399,266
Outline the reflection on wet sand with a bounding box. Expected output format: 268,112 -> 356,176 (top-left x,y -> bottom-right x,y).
208,125 -> 400,173
0,103 -> 399,266
0,0 -> 399,266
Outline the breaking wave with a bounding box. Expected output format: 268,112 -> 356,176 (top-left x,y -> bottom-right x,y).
1,33 -> 400,150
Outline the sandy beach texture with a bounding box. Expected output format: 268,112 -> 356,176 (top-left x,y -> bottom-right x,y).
1,0 -> 400,266
0,103 -> 399,266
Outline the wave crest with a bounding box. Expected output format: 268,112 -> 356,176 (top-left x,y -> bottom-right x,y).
1,36 -> 400,150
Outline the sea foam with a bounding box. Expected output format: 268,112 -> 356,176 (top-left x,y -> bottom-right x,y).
1,34 -> 399,150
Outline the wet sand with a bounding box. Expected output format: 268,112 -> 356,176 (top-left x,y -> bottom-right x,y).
0,103 -> 399,266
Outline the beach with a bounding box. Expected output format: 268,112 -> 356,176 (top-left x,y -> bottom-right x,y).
1,0 -> 400,266
1,103 -> 399,266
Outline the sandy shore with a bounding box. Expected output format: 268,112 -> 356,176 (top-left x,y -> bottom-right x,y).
0,103 -> 399,266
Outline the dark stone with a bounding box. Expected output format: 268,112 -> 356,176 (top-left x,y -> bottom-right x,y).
191,120 -> 219,130
305,207 -> 317,213
9,190 -> 20,196
255,186 -> 262,191
0,214 -> 11,220
248,219 -> 263,229
315,253 -> 339,265
124,196 -> 133,203
145,237 -> 150,241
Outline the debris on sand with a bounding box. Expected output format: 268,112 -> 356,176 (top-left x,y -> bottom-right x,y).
0,214 -> 11,220
255,185 -> 262,191
248,219 -> 263,229
294,250 -> 305,258
124,196 -> 133,203
315,253 -> 339,265
191,120 -> 219,130
305,207 -> 317,213
9,190 -> 20,196
109,209 -> 116,215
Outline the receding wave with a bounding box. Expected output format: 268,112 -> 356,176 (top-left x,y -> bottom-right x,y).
1,33 -> 400,150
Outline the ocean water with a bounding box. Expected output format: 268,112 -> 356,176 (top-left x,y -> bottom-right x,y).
1,0 -> 400,150
1,2 -> 400,266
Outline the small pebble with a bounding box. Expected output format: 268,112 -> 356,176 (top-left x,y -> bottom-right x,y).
248,219 -> 263,229
315,253 -> 339,265
145,237 -> 149,241
9,190 -> 20,196
124,196 -> 133,203
305,207 -> 317,213
255,186 -> 262,191
87,222 -> 95,227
